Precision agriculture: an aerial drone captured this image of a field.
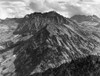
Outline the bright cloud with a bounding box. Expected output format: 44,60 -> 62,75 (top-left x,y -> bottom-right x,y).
0,0 -> 100,19
0,0 -> 33,19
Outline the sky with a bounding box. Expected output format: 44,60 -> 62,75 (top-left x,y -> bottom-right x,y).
0,0 -> 100,19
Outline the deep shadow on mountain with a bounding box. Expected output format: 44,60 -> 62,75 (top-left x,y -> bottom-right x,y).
32,55 -> 100,76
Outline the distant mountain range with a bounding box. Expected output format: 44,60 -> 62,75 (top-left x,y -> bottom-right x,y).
0,11 -> 100,76
71,15 -> 100,23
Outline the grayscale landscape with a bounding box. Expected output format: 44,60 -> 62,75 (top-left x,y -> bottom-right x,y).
0,0 -> 100,76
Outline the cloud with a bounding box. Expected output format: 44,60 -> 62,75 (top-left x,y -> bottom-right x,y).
0,0 -> 33,19
0,0 -> 100,19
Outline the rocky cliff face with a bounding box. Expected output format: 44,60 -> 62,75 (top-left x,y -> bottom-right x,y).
0,11 -> 100,76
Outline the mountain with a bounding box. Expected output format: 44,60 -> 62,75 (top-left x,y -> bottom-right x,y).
0,11 -> 100,76
71,15 -> 100,23
0,18 -> 22,76
71,15 -> 100,43
12,11 -> 100,76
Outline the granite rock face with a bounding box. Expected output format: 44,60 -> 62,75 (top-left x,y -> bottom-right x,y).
0,11 -> 100,76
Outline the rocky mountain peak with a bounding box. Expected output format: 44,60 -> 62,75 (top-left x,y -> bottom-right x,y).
11,11 -> 99,76
0,11 -> 100,76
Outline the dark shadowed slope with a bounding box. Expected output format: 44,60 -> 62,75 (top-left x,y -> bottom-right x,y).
32,55 -> 100,76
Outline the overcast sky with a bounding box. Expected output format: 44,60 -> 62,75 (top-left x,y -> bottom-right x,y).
0,0 -> 100,19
